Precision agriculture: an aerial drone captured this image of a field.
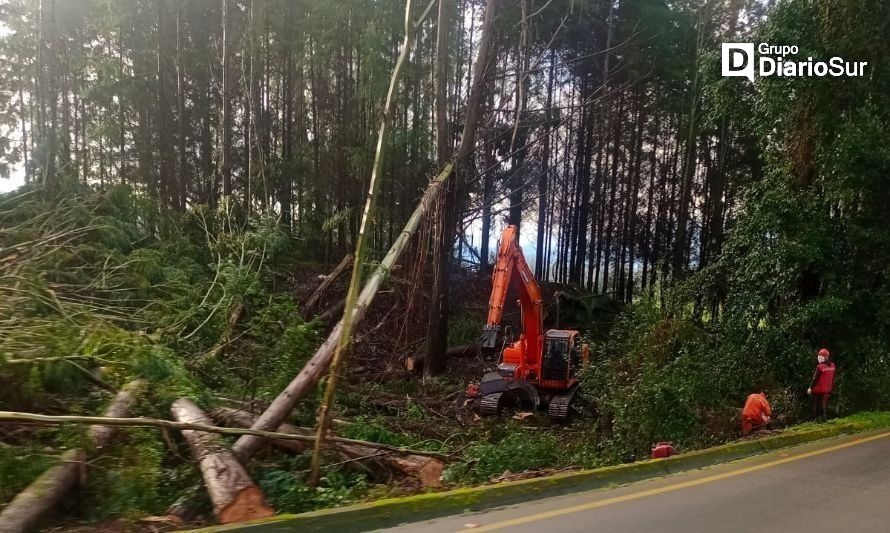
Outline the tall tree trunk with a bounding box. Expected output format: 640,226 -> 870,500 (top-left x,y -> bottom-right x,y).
507,0 -> 529,229
602,92 -> 624,295
536,49 -> 555,280
434,0 -> 450,165
479,117 -> 496,275
624,102 -> 646,303
176,0 -> 187,209
220,0 -> 232,199
424,0 -> 499,378
157,0 -> 175,208
118,26 -> 127,180
672,10 -> 705,282
641,104 -> 660,293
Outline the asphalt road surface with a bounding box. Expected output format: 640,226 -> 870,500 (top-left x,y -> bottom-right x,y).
381,429 -> 890,533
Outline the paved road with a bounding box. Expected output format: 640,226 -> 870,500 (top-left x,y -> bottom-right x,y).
382,429 -> 890,533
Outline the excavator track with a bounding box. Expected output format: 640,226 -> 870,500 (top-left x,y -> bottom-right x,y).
547,385 -> 578,422
480,392 -> 506,416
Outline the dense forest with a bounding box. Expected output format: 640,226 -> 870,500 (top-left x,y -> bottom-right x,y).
1,0 -> 889,529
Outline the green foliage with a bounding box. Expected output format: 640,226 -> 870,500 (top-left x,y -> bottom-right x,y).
443,431 -> 559,484
579,0 -> 890,464
0,182 -> 320,517
337,416 -> 413,447
259,462 -> 369,514
80,429 -> 173,521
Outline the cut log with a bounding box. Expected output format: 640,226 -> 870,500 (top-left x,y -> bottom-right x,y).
303,254 -> 353,315
210,407 -> 443,487
405,344 -> 475,372
0,380 -> 144,533
231,162 -> 455,462
169,398 -> 274,524
88,380 -> 145,450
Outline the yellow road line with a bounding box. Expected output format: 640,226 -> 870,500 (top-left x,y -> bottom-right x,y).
467,430 -> 890,532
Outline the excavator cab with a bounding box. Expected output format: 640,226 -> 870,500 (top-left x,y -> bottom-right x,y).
541,330 -> 587,389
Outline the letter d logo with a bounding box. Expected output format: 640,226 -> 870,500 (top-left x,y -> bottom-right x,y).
722,43 -> 754,82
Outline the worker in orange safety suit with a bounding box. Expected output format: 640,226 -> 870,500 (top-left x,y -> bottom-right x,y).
741,389 -> 772,436
807,348 -> 836,422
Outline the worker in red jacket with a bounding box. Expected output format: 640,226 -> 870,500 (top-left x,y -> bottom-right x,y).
808,348 -> 836,421
741,389 -> 772,436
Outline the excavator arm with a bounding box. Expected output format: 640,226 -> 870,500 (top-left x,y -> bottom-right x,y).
481,225 -> 543,369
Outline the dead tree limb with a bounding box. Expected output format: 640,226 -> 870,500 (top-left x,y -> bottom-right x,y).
230,162 -> 454,463
0,380 -> 144,533
210,407 -> 442,487
169,399 -> 274,524
303,254 -> 353,315
0,410 -> 448,460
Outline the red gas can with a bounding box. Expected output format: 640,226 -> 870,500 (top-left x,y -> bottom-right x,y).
651,442 -> 675,459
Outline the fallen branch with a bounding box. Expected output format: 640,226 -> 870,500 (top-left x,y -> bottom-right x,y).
170,399 -> 273,524
210,407 -> 443,487
231,161 -> 454,462
3,355 -> 95,364
0,380 -> 145,533
0,410 -> 449,460
303,254 -> 353,315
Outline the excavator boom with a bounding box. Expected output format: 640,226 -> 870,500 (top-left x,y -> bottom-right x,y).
481,226 -> 543,373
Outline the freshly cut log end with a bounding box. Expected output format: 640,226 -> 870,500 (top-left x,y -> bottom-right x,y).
171,398 -> 275,524
416,458 -> 444,488
218,485 -> 276,524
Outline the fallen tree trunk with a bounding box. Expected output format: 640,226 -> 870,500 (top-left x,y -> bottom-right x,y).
0,380 -> 144,533
210,407 -> 442,487
308,0 -> 442,487
231,162 -> 454,462
303,254 -> 352,315
406,344 -> 476,372
170,398 -> 274,524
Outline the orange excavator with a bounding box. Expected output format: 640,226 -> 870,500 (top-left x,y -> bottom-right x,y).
460,225 -> 589,422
